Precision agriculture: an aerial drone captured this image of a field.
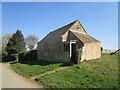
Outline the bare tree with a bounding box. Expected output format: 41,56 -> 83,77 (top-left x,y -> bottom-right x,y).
2,34 -> 13,46
25,35 -> 38,50
0,34 -> 13,56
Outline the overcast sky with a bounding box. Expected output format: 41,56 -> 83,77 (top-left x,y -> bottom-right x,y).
2,2 -> 118,49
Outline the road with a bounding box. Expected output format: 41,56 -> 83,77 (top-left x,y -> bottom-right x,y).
0,63 -> 2,89
2,63 -> 43,88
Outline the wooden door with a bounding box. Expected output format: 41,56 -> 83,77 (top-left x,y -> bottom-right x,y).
71,43 -> 77,64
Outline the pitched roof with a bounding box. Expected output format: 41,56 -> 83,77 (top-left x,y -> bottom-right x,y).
39,20 -> 77,43
38,20 -> 100,44
71,31 -> 100,43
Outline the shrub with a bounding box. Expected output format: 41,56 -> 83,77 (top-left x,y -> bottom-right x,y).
77,47 -> 83,63
29,50 -> 37,60
2,50 -> 8,56
19,51 -> 29,62
2,54 -> 16,62
18,53 -> 24,62
18,50 -> 37,62
24,52 -> 29,61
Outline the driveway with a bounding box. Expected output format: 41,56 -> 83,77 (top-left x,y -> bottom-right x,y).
2,63 -> 43,88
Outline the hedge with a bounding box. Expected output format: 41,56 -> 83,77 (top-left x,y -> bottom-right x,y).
19,50 -> 37,62
2,50 -> 37,62
2,54 -> 17,62
29,50 -> 37,60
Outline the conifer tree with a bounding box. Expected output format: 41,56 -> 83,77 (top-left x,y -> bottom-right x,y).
6,30 -> 26,55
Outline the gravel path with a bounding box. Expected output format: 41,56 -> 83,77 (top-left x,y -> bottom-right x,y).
2,63 -> 43,88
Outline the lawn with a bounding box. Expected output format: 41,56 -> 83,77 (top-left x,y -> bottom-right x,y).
35,53 -> 119,88
10,60 -> 62,78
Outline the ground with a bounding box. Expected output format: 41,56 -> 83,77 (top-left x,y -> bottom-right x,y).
2,64 -> 43,88
10,60 -> 62,78
6,53 -> 120,88
0,63 -> 2,89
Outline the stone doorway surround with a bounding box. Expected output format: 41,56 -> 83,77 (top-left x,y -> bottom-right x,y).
70,40 -> 77,64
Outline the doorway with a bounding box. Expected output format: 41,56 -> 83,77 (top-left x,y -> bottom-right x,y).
71,43 -> 77,64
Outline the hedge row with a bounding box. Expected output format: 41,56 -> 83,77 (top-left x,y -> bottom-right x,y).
2,54 -> 18,62
19,50 -> 37,62
2,50 -> 37,62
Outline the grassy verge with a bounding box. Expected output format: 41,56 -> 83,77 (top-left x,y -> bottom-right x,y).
35,53 -> 119,88
10,60 -> 62,78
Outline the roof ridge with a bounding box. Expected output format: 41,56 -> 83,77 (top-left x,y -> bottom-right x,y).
51,20 -> 78,33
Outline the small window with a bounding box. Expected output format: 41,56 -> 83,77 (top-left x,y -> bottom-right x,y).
77,27 -> 80,29
64,43 -> 69,52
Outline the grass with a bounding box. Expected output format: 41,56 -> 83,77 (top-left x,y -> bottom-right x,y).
35,53 -> 119,88
10,60 -> 62,78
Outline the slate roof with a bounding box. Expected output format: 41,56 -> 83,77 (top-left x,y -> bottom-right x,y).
71,31 -> 100,43
39,20 -> 77,43
38,20 -> 100,44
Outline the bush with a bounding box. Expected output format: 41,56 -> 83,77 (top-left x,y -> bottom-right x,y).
77,47 -> 83,63
19,51 -> 29,62
2,50 -> 8,56
18,50 -> 37,62
29,50 -> 37,60
2,54 -> 16,62
2,50 -> 37,62
18,53 -> 24,62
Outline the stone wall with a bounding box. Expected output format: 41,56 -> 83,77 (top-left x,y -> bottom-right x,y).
81,42 -> 101,62
70,20 -> 87,34
37,36 -> 70,62
37,20 -> 101,63
38,37 -> 60,62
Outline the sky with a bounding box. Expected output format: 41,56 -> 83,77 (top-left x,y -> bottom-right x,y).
2,2 -> 118,49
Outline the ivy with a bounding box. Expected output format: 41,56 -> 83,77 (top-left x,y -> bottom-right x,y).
78,47 -> 83,63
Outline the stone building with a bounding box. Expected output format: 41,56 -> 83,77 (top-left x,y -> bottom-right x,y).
37,20 -> 101,64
